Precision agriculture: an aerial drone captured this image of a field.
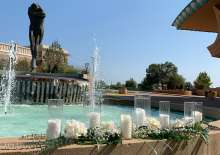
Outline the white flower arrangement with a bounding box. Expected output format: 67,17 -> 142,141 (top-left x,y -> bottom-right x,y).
64,120 -> 87,139
102,121 -> 117,132
171,119 -> 185,128
145,117 -> 160,130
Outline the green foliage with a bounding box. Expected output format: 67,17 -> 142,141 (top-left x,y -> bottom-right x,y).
125,78 -> 137,90
97,80 -> 108,89
40,122 -> 209,154
40,128 -> 121,155
194,72 -> 212,90
60,65 -> 81,74
81,63 -> 90,74
86,128 -> 121,145
167,73 -> 185,89
159,62 -> 178,84
41,41 -> 67,73
133,122 -> 208,143
15,59 -> 31,72
141,62 -> 180,90
0,58 -> 7,70
110,82 -> 124,90
185,82 -> 193,91
140,77 -> 153,90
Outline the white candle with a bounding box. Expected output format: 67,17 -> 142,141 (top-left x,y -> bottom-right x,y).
159,114 -> 170,129
135,108 -> 146,127
120,114 -> 132,139
194,111 -> 203,123
47,119 -> 61,139
89,112 -> 100,128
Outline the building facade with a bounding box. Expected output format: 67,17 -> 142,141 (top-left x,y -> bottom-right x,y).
0,42 -> 69,64
0,42 -> 32,63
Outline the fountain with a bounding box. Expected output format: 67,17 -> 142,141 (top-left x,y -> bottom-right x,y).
0,42 -> 17,114
85,39 -> 103,128
89,40 -> 101,111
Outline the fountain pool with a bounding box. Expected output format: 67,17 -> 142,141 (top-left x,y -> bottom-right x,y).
0,103 -> 189,137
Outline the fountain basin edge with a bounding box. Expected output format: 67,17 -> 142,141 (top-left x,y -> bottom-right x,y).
1,120 -> 220,155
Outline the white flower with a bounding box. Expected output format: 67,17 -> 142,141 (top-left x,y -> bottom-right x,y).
102,121 -> 116,131
146,117 -> 160,130
172,119 -> 185,128
64,120 -> 87,139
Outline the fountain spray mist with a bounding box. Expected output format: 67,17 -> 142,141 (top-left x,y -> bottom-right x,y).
1,42 -> 17,114
89,38 -> 101,111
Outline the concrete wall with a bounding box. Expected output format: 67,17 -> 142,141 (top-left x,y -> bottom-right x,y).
104,94 -> 220,120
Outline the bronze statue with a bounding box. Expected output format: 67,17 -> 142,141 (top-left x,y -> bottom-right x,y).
28,3 -> 46,71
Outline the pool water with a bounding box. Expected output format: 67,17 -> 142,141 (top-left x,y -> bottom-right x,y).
1,104 -> 184,137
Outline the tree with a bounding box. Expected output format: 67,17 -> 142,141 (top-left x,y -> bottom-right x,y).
62,65 -> 81,74
145,63 -> 161,87
16,59 -> 31,72
194,72 -> 212,90
97,80 -> 108,89
125,78 -> 137,90
42,41 -> 67,73
82,63 -> 89,74
110,82 -> 124,90
0,58 -> 8,70
167,73 -> 185,89
159,62 -> 177,85
141,61 -> 178,90
185,82 -> 193,91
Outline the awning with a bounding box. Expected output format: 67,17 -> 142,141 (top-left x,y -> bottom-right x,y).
172,0 -> 220,33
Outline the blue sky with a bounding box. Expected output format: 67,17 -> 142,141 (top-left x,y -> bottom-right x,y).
0,0 -> 219,86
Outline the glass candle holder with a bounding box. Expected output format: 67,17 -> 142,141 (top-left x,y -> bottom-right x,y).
134,95 -> 151,128
159,101 -> 170,129
193,102 -> 203,123
89,112 -> 101,128
46,119 -> 61,140
48,99 -> 64,119
88,91 -> 102,128
47,99 -> 64,139
184,102 -> 195,126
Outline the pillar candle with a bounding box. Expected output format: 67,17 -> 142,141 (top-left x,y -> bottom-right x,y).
121,114 -> 132,139
135,108 -> 146,127
159,114 -> 170,129
47,119 -> 61,139
89,112 -> 100,128
194,111 -> 203,122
